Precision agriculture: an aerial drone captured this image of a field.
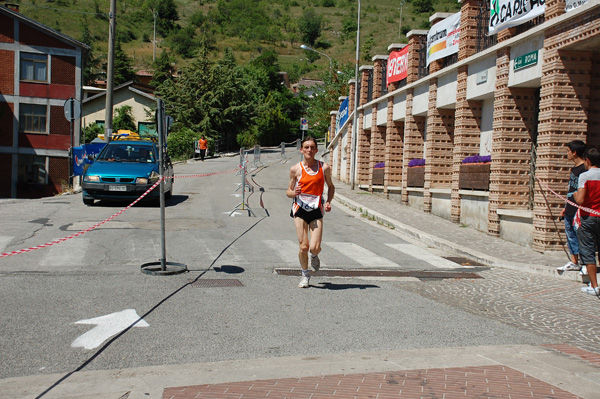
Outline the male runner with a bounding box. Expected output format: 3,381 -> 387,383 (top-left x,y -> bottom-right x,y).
287,137 -> 335,288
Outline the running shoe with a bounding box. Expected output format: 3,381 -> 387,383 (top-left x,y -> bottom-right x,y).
580,285 -> 600,295
557,261 -> 581,271
580,265 -> 588,276
298,276 -> 310,288
310,253 -> 320,272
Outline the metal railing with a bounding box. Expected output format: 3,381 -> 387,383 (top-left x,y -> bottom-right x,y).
381,62 -> 388,97
476,1 -> 497,52
516,14 -> 545,35
418,44 -> 429,79
442,52 -> 458,69
367,69 -> 374,103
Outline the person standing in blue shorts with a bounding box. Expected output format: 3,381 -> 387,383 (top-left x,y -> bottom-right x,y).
557,140 -> 586,273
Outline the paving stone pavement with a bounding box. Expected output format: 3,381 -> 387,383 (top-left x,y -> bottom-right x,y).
397,267 -> 600,355
163,365 -> 580,399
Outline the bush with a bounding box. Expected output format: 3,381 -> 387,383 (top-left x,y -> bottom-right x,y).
167,127 -> 201,160
322,0 -> 335,6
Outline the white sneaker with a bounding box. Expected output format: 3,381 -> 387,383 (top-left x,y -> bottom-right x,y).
579,266 -> 588,276
581,285 -> 600,295
310,254 -> 320,272
557,262 -> 581,271
298,275 -> 310,288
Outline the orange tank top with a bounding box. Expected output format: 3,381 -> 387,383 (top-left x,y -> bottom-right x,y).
292,161 -> 324,213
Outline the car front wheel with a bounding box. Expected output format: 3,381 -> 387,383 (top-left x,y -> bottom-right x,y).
83,197 -> 94,205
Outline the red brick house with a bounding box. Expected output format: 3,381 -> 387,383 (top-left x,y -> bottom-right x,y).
0,5 -> 88,198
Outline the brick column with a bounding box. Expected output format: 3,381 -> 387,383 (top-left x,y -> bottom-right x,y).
545,0 -> 566,20
372,56 -> 387,99
451,65 -> 482,223
345,80 -> 356,183
385,43 -> 407,194
356,66 -> 373,186
458,0 -> 480,61
424,61 -> 455,213
369,56 -> 388,190
329,110 -> 338,178
590,54 -> 600,146
406,30 -> 428,84
488,48 -> 537,236
532,13 -> 596,250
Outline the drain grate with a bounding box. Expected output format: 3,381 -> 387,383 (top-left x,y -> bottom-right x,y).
188,279 -> 243,288
443,256 -> 486,267
274,269 -> 482,279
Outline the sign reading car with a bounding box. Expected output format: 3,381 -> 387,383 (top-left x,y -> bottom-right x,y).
488,0 -> 546,36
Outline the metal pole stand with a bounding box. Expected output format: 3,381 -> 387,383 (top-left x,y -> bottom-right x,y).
253,145 -> 263,168
141,99 -> 187,276
229,151 -> 255,217
280,142 -> 287,159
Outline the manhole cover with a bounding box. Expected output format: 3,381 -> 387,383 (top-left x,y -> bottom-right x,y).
274,269 -> 482,279
443,256 -> 486,266
188,279 -> 243,288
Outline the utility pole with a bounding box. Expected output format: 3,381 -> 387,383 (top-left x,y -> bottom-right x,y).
153,10 -> 157,61
399,0 -> 405,37
104,0 -> 116,143
350,0 -> 360,190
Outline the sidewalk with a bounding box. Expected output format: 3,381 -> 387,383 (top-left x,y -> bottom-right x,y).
333,180 -> 583,283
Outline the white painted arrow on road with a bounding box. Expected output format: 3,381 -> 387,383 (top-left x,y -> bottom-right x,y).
72,309 -> 149,350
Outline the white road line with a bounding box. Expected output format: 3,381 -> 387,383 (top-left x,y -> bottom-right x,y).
40,237 -> 89,267
385,243 -> 462,269
326,242 -> 399,268
0,236 -> 12,253
264,240 -> 327,267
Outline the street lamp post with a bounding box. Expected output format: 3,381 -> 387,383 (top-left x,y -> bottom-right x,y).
300,44 -> 333,74
350,0 -> 360,190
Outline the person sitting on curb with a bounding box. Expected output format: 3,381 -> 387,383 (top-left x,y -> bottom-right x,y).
573,147 -> 600,296
557,140 -> 586,273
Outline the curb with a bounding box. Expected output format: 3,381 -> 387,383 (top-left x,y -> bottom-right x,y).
334,193 -> 584,283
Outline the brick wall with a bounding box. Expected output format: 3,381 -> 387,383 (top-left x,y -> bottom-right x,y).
458,0 -> 479,61
489,49 -> 538,236
345,81 -> 355,183
20,23 -> 74,50
356,68 -> 372,185
451,65 -> 482,222
51,55 -> 76,85
0,14 -> 13,43
589,54 -> 600,147
0,50 -> 14,95
0,102 -> 14,146
369,124 -> 385,188
50,105 -> 70,136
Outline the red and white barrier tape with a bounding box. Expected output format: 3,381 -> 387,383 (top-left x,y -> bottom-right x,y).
0,168 -> 238,259
535,176 -> 600,217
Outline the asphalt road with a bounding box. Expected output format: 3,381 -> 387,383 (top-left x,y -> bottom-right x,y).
0,148 -> 547,380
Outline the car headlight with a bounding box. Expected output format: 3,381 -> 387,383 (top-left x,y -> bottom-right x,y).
149,171 -> 160,183
84,175 -> 100,182
135,177 -> 148,184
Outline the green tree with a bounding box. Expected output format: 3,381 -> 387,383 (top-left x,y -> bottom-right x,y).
150,50 -> 175,87
166,127 -> 199,160
111,40 -> 136,85
298,9 -> 323,46
304,63 -> 354,140
414,0 -> 434,14
80,17 -> 102,85
83,123 -> 103,144
145,0 -> 179,36
113,105 -> 137,132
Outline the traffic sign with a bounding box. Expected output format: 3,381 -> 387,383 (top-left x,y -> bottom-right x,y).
300,118 -> 308,131
63,98 -> 81,121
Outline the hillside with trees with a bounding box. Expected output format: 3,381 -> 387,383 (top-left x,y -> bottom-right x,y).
15,0 -> 460,155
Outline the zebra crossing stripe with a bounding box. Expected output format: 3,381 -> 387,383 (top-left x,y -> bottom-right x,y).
385,243 -> 463,269
264,240 -> 327,267
326,242 -> 399,268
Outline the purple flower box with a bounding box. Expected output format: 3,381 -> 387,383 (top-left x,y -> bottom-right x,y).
462,155 -> 491,164
374,162 -> 385,169
408,158 -> 425,167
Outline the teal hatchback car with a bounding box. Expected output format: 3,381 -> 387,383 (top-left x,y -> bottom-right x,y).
81,139 -> 173,205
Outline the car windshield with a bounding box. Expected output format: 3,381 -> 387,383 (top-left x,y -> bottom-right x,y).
97,144 -> 155,163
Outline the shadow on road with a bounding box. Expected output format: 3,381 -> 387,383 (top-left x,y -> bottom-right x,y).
311,282 -> 380,290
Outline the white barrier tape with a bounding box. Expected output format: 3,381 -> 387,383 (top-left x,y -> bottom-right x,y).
0,168 -> 239,259
535,176 -> 600,217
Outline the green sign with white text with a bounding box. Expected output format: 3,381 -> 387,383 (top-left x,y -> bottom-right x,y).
514,50 -> 538,71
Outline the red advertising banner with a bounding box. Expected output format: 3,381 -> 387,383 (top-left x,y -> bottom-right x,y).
386,46 -> 409,87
